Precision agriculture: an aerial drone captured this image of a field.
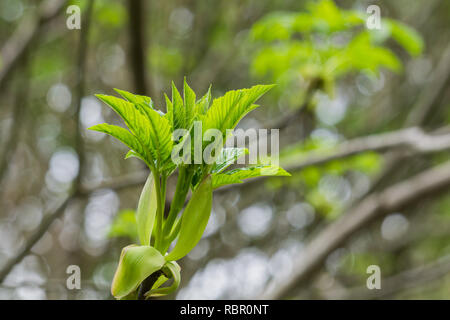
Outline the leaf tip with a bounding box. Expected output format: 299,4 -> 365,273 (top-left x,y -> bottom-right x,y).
87,124 -> 101,131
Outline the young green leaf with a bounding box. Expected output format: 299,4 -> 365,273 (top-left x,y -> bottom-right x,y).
203,84 -> 275,136
212,147 -> 249,173
165,175 -> 213,261
96,94 -> 150,137
145,261 -> 181,298
171,81 -> 187,130
88,123 -> 149,163
124,150 -> 146,162
95,94 -> 173,166
136,173 -> 158,246
111,245 -> 165,299
151,273 -> 168,292
138,104 -> 174,165
385,19 -> 424,57
95,94 -> 155,161
212,164 -> 291,189
183,78 -> 196,125
113,88 -> 154,110
195,85 -> 212,115
164,93 -> 174,126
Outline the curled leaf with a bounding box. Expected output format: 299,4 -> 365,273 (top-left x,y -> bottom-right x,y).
111,245 -> 165,299
145,261 -> 181,298
136,173 -> 158,245
165,175 -> 212,261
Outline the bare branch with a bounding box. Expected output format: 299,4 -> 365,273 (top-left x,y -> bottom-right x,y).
285,126 -> 450,172
262,160 -> 450,299
0,0 -> 67,92
0,196 -> 73,282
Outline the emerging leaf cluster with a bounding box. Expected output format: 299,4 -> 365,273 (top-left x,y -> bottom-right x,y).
89,79 -> 289,299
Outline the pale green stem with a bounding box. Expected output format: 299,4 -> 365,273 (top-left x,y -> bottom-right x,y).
152,170 -> 163,251
163,167 -> 188,235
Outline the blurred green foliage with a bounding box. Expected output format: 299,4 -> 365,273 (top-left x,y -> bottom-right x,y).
250,0 -> 423,106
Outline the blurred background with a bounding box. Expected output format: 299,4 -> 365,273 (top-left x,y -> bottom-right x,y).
0,0 -> 450,300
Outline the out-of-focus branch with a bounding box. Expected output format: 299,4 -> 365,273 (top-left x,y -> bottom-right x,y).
0,54 -> 30,185
285,126 -> 450,172
262,160 -> 450,299
0,0 -> 95,284
324,254 -> 450,299
74,0 -> 95,187
0,196 -> 73,282
80,169 -> 150,195
234,125 -> 450,193
0,0 -> 67,92
370,41 -> 450,193
127,0 -> 150,95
